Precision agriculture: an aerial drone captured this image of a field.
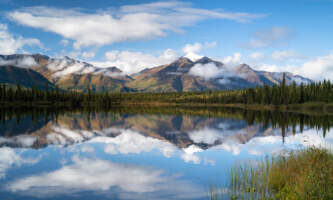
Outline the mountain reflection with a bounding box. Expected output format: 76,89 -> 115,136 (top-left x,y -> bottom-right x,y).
0,106 -> 332,151
0,107 -> 332,200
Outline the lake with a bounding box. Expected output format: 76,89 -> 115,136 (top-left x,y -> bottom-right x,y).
0,106 -> 332,200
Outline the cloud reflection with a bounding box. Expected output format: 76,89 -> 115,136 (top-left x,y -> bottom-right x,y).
7,156 -> 205,199
214,129 -> 333,155
0,147 -> 40,179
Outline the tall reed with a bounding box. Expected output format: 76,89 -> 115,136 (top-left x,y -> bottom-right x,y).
209,147 -> 333,200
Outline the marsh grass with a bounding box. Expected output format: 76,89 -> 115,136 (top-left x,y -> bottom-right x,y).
209,147 -> 333,200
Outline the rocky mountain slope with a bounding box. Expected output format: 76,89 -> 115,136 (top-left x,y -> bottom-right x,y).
0,54 -> 312,92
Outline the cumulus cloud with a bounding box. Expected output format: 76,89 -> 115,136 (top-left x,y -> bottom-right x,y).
188,62 -> 245,82
91,49 -> 178,74
0,24 -> 42,54
181,145 -> 203,164
189,128 -> 224,144
299,54 -> 333,80
253,53 -> 333,80
244,26 -> 294,49
222,52 -> 242,64
6,156 -> 205,199
188,63 -> 222,79
0,135 -> 37,147
215,128 -> 333,156
182,42 -> 217,61
8,3 -> 263,49
182,43 -> 203,61
89,129 -> 177,158
0,147 -> 40,179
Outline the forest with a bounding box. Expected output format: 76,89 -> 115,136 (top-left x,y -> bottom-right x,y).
1,74 -> 333,107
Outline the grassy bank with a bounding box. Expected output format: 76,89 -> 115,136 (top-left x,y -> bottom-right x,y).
209,147 -> 333,200
0,101 -> 119,108
2,100 -> 333,116
121,101 -> 333,115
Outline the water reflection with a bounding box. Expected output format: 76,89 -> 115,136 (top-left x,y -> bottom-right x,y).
7,156 -> 206,199
0,107 -> 332,199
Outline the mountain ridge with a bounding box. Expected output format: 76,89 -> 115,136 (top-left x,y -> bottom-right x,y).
0,54 -> 312,92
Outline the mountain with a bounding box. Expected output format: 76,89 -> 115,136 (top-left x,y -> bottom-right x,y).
0,65 -> 53,89
0,54 -> 312,92
0,54 -> 134,92
127,56 -> 312,92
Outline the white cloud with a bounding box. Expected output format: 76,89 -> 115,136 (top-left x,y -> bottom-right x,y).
8,3 -> 263,49
215,128 -> 333,156
7,156 -> 205,199
189,128 -> 224,144
248,52 -> 264,60
299,54 -> 333,80
244,26 -> 293,49
271,50 -> 304,61
188,63 -> 222,79
188,62 -> 245,81
0,23 -> 42,54
0,147 -> 40,179
182,43 -> 203,61
182,42 -> 217,61
0,135 -> 37,147
222,52 -> 241,64
91,49 -> 178,74
253,53 -> 333,80
89,128 -> 177,158
181,145 -> 203,164
0,56 -> 38,68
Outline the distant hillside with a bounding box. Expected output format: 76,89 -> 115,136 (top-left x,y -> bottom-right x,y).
0,65 -> 53,89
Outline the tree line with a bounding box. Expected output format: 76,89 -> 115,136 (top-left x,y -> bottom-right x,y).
1,74 -> 333,106
118,74 -> 333,105
0,106 -> 331,139
0,83 -> 121,107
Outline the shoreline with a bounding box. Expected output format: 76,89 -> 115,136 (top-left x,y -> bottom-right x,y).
120,101 -> 333,115
1,101 -> 333,115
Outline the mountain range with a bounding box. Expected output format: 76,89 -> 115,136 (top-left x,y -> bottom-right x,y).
0,54 -> 312,92
0,112 -> 288,150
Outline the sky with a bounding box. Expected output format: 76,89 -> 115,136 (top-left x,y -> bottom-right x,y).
0,0 -> 333,80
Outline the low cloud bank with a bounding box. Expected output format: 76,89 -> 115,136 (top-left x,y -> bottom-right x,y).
0,56 -> 37,68
188,63 -> 246,83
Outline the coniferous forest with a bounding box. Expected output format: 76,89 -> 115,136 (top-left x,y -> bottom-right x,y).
1,74 -> 333,109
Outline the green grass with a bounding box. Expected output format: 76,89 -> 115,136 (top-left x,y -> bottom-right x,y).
209,147 -> 333,200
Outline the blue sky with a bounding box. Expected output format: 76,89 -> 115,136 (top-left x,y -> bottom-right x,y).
0,0 -> 333,79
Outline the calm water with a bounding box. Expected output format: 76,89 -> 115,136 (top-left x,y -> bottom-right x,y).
0,107 -> 332,200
